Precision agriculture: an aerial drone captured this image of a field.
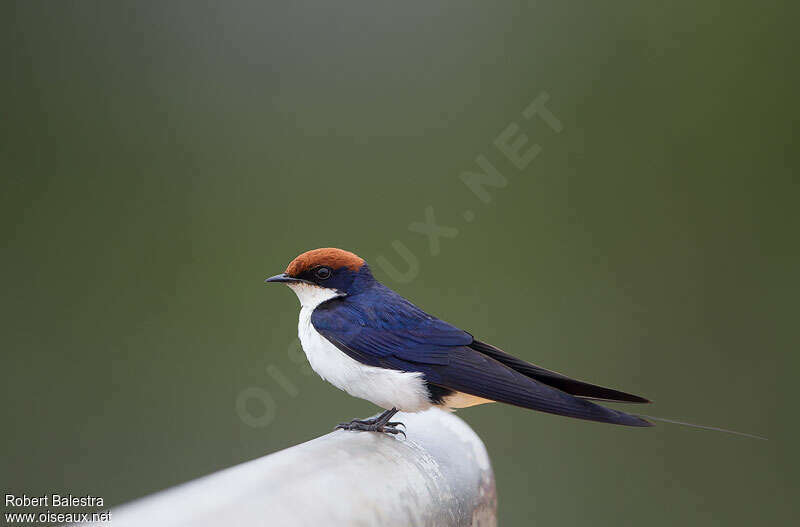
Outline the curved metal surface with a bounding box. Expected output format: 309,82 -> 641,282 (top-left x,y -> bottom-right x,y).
76,408 -> 496,527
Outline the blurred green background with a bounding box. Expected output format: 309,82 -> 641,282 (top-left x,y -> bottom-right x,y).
2,1 -> 797,525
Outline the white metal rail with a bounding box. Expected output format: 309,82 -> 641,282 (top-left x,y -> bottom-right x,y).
75,408 -> 496,527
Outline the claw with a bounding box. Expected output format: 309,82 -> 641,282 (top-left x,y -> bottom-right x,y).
386,421 -> 406,429
382,426 -> 406,438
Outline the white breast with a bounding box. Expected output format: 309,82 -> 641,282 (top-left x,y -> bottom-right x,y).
286,282 -> 433,412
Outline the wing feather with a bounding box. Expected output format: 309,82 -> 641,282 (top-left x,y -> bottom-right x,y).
470,339 -> 650,403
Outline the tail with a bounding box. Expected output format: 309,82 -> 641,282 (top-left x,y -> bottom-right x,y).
635,414 -> 768,440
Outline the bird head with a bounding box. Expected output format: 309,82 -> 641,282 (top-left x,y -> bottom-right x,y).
265,248 -> 372,307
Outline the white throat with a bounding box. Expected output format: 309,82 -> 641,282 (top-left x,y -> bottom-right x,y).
286,282 -> 341,309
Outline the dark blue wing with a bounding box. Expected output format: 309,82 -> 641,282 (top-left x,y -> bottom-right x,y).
311,287 -> 471,366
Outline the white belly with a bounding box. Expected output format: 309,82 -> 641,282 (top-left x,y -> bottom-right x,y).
287,282 -> 433,412
297,307 -> 433,412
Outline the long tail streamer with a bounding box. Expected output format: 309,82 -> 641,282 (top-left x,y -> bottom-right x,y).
636,414 -> 768,440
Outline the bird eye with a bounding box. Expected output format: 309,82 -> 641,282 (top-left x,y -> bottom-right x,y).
315,267 -> 331,280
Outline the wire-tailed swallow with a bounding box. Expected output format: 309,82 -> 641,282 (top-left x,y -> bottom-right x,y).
266,248 -> 651,435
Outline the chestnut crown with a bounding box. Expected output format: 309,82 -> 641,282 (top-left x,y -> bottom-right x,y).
266,248 -> 371,294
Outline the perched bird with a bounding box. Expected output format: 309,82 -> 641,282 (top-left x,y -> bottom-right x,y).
266,248 -> 651,435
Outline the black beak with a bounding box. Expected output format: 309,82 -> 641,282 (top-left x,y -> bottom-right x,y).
265,273 -> 301,284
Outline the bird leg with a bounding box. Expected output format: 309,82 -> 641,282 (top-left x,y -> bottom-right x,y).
334,407 -> 405,437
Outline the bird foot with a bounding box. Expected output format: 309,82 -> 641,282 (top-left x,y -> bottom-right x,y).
337,418 -> 405,428
334,420 -> 406,437
333,409 -> 406,437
